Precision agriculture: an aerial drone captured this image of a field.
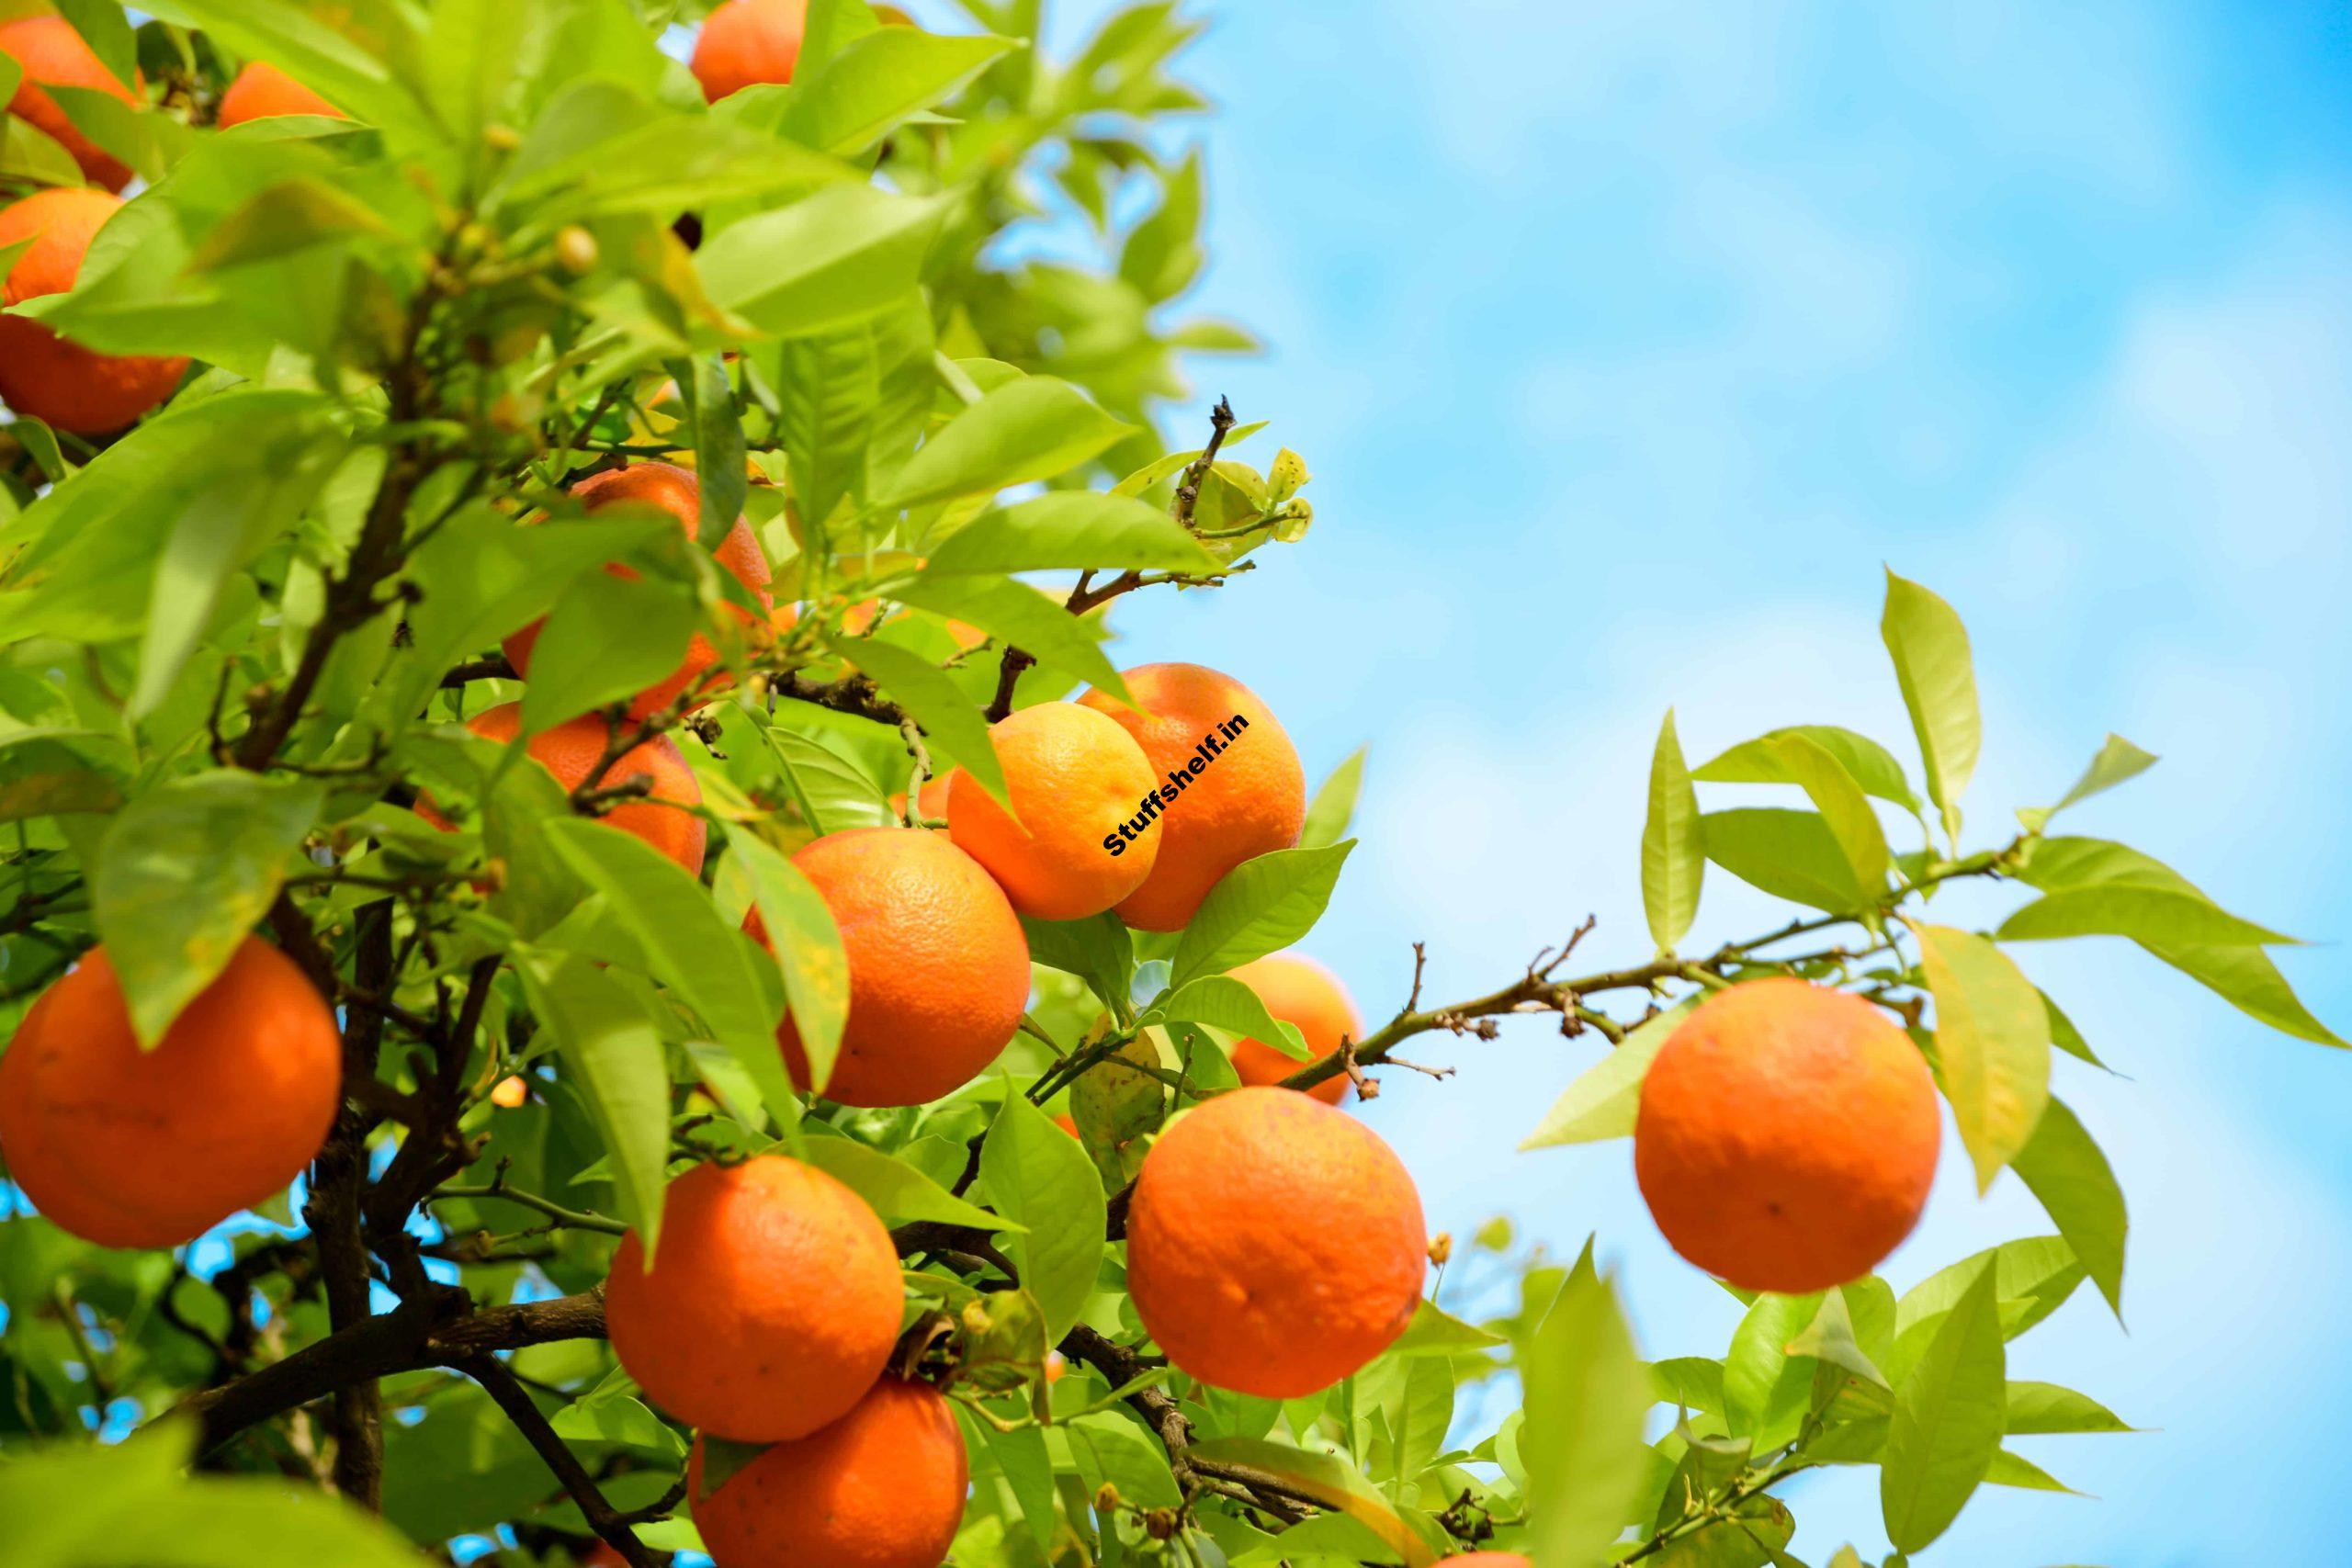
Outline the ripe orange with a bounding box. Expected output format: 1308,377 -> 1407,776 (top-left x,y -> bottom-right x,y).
217,62 -> 345,127
1227,953 -> 1361,1106
1078,663 -> 1304,931
748,827 -> 1029,1107
947,701 -> 1162,920
0,937 -> 340,1249
0,17 -> 141,191
1634,978 -> 1940,1292
691,0 -> 808,103
0,189 -> 188,435
689,1377 -> 967,1568
604,1156 -> 901,1442
1125,1086 -> 1426,1396
884,773 -> 952,823
503,462 -> 775,721
421,701 -> 707,877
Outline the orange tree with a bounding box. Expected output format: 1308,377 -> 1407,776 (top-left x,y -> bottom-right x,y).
0,4 -> 2338,1566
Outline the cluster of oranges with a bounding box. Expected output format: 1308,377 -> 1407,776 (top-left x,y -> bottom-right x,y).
0,18 -> 351,436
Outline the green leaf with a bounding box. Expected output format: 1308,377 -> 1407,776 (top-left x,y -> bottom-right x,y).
1696,725 -> 1924,813
1149,975 -> 1310,1061
892,573 -> 1126,697
1183,1437 -> 1434,1567
975,1416 -> 1057,1551
782,28 -> 1018,154
1389,1298 -> 1508,1357
1785,1286 -> 1891,1389
1996,886 -> 2291,947
185,177 -> 401,272
698,183 -> 943,336
826,631 -> 1008,804
1766,731 -> 1891,893
749,711 -> 896,835
2019,733 -> 2157,830
154,0 -> 443,149
518,570 -> 697,733
1981,1449 -> 2079,1494
2138,942 -> 2343,1047
93,774 -> 322,1046
516,949 -> 671,1258
1702,808 -> 1871,912
2009,1096 -> 2126,1317
1880,1264 -> 2005,1552
874,378 -> 1134,511
722,824 -> 848,1097
1119,149 -> 1204,302
980,1089 -> 1106,1343
1881,569 -> 1981,846
1167,840 -> 1354,989
1642,710 -> 1703,952
2005,1380 -> 2132,1436
55,0 -> 137,95
671,355 -> 750,550
1893,1238 -> 2083,1377
801,1133 -> 1021,1233
0,106 -> 83,187
1299,746 -> 1366,852
44,82 -> 198,186
773,299 -> 934,532
1020,909 -> 1134,1010
919,491 -> 1219,575
1724,1292 -> 1825,1449
538,818 -> 794,1128
1518,1001 -> 1695,1149
1909,922 -> 2051,1191
1518,1256 -> 1650,1567
1385,1354 -> 1454,1491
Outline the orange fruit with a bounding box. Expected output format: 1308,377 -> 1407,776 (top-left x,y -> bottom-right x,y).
217,62 -> 345,127
503,462 -> 775,722
1227,953 -> 1360,1106
488,1075 -> 529,1109
748,827 -> 1029,1107
0,17 -> 141,191
0,189 -> 188,435
1125,1086 -> 1426,1396
0,937 -> 340,1249
605,1156 -> 901,1442
884,773 -> 952,823
421,701 -> 707,877
1077,663 -> 1304,931
1634,978 -> 1940,1293
688,1377 -> 967,1568
1053,1111 -> 1078,1137
691,0 -> 808,103
947,701 -> 1162,920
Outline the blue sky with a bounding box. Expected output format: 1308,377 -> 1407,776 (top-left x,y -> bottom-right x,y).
1047,0 -> 2352,1562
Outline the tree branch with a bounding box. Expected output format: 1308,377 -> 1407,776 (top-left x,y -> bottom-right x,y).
458,1355 -> 663,1568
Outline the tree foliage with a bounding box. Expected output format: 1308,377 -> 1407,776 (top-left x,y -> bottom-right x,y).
0,3 -> 2338,1565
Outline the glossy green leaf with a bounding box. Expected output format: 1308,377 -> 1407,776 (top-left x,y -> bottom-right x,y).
1643,709 -> 1704,952
518,570 -> 697,733
1149,974 -> 1310,1060
1702,807 -> 1871,912
93,774 -> 322,1046
1880,1264 -> 2004,1552
1766,730 -> 1891,893
722,823 -> 848,1096
1893,1238 -> 2083,1378
1300,745 -> 1366,852
783,28 -> 1017,154
1020,909 -> 1134,1010
1390,1298 -> 1508,1357
1185,1437 -> 1435,1566
516,949 -> 671,1258
698,183 -> 943,336
802,1133 -> 1022,1233
2009,1095 -> 2127,1316
1519,1254 -> 1649,1566
1697,725 -> 1925,814
826,631 -> 1009,805
1997,886 -> 2290,947
1168,840 -> 1354,989
1881,569 -> 1980,845
980,1089 -> 1105,1342
1519,1001 -> 1694,1149
921,491 -> 1219,575
1785,1286 -> 1891,1389
874,378 -> 1134,511
2019,732 -> 2157,830
1910,922 -> 2051,1190
539,818 -> 794,1125
892,573 -> 1126,698
1724,1292 -> 1825,1449
774,298 -> 935,532
671,355 -> 750,550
